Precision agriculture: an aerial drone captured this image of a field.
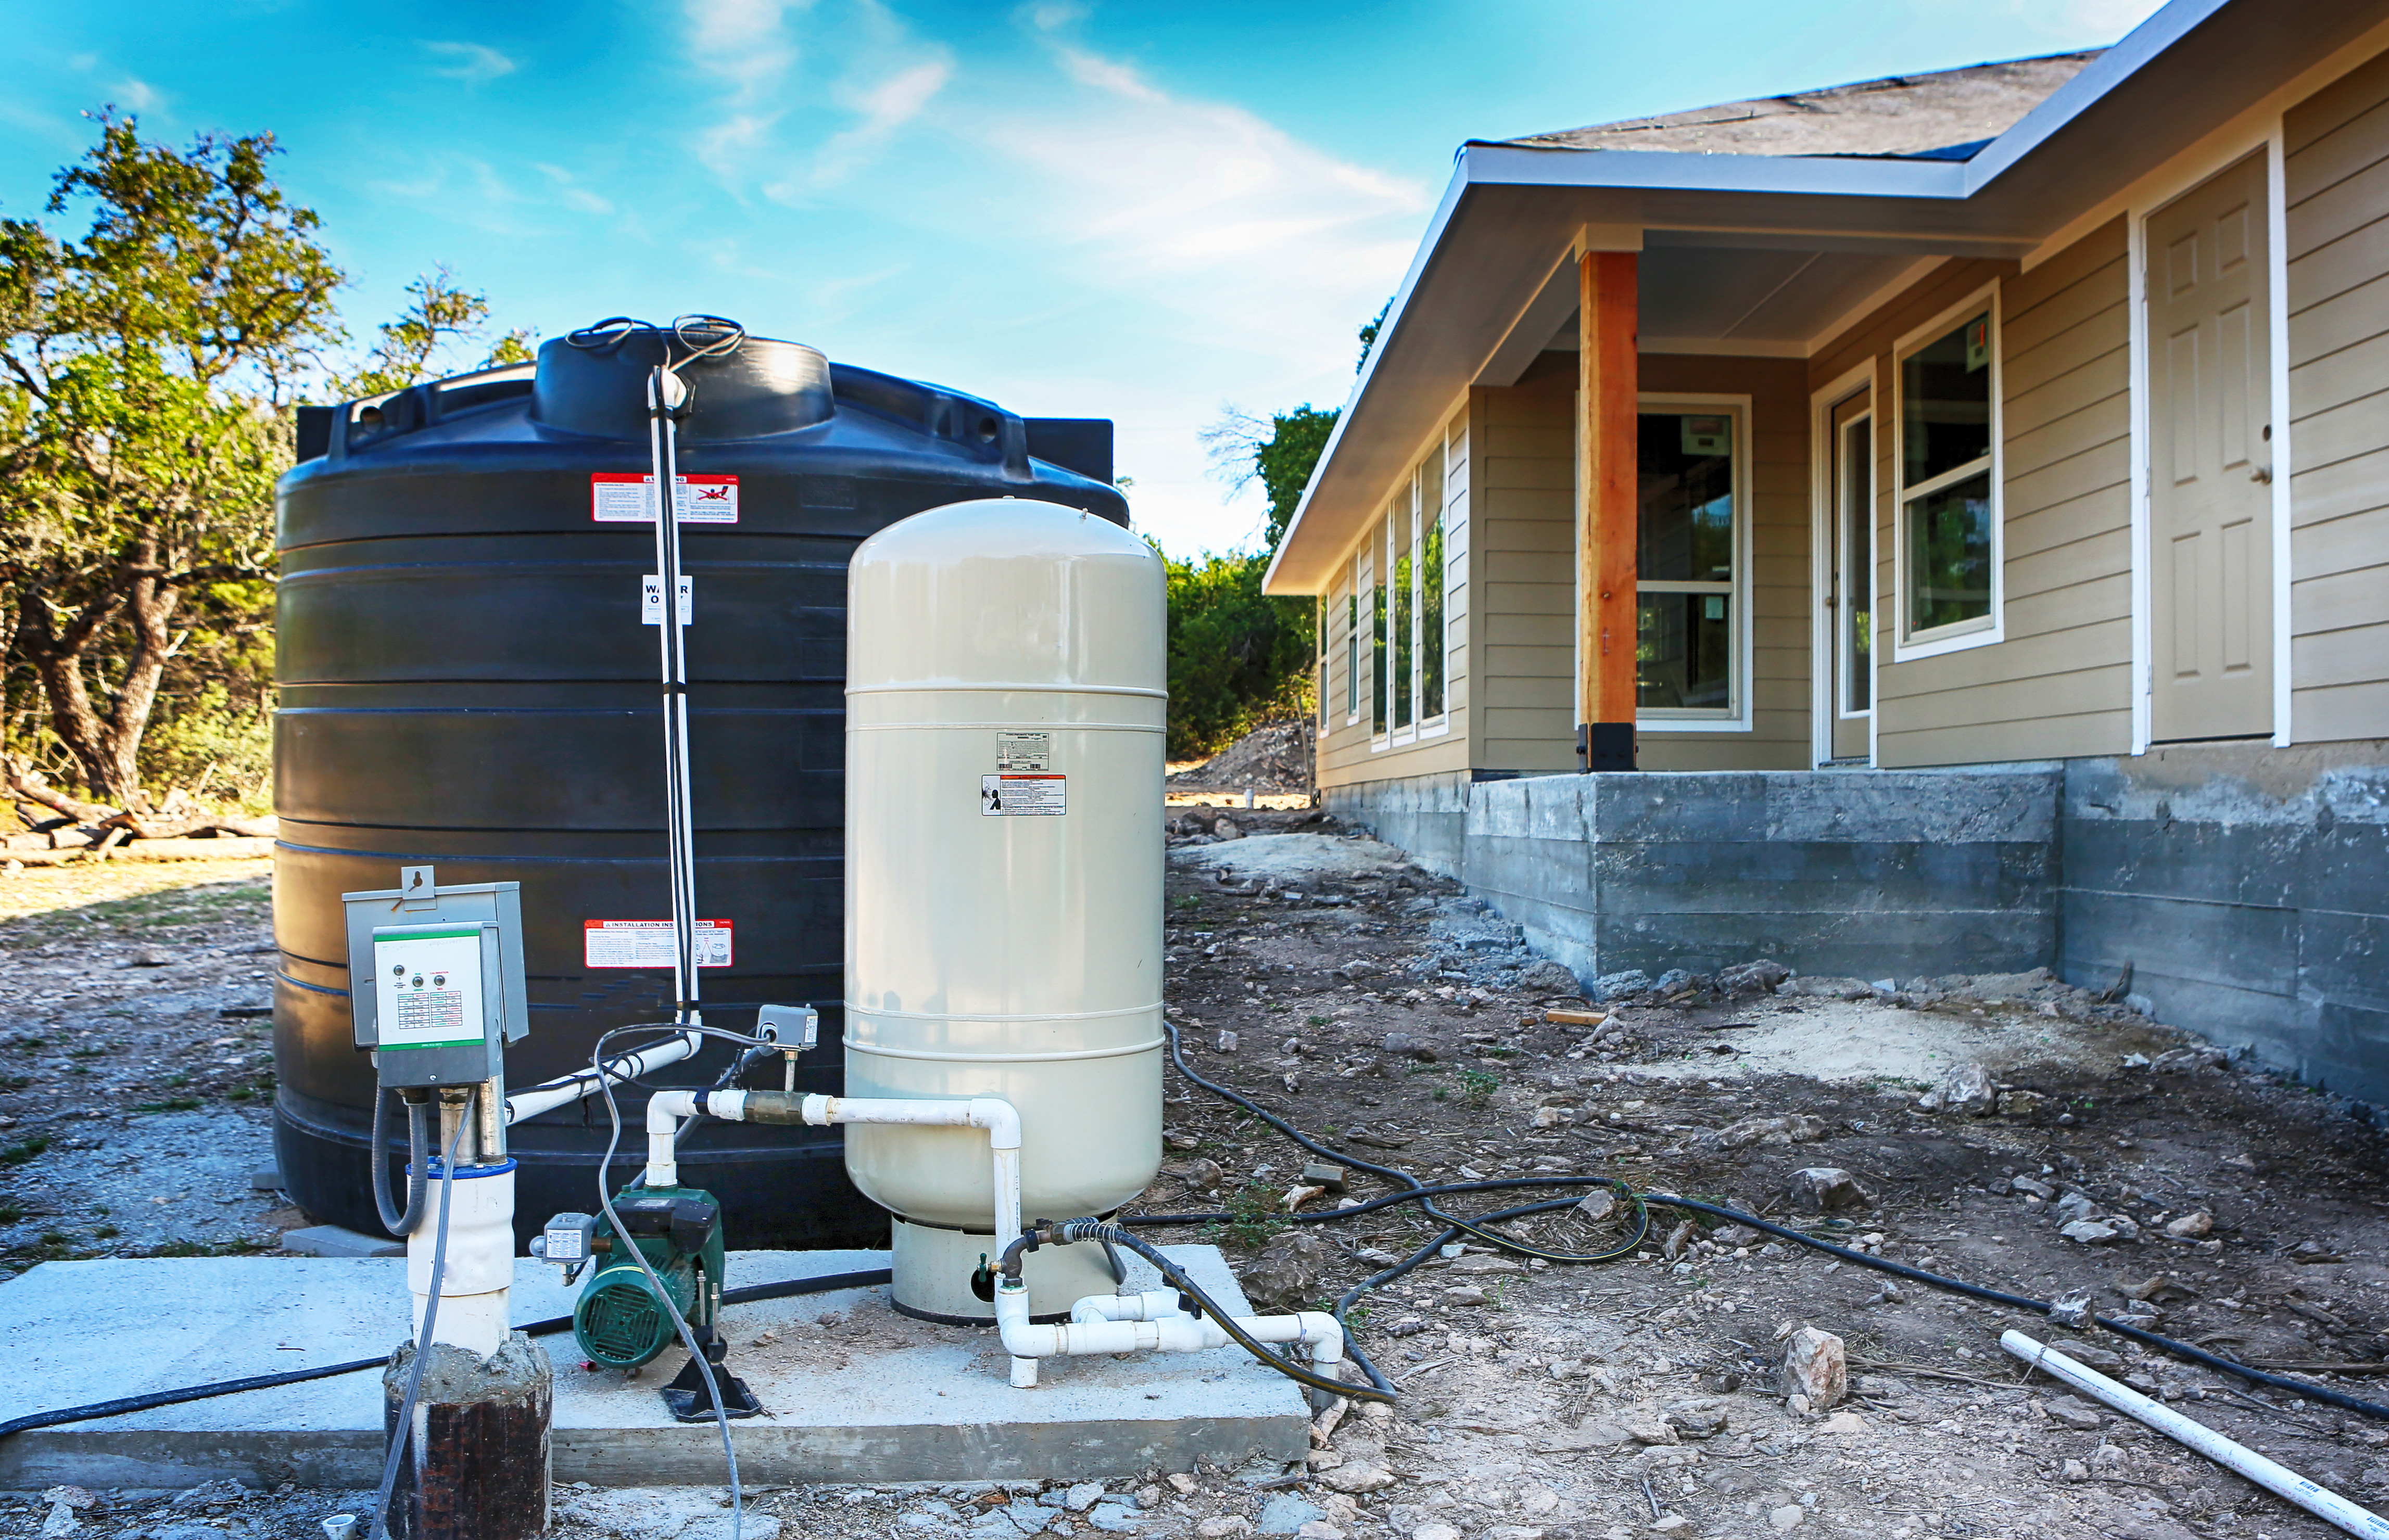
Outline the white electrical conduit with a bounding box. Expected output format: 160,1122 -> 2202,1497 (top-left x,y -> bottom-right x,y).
2001,1330 -> 2389,1540
502,1029 -> 701,1126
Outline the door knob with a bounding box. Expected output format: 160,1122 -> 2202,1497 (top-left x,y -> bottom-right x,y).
2251,466 -> 2273,484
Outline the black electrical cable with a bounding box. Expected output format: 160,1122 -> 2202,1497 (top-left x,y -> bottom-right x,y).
368,1088 -> 431,1239
589,1020 -> 793,1540
1154,1017 -> 1647,1399
0,1269 -> 891,1444
1143,1018 -> 2389,1421
1008,1219 -> 1392,1404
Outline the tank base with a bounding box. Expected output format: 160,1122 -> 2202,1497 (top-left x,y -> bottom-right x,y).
889,1217 -> 1120,1324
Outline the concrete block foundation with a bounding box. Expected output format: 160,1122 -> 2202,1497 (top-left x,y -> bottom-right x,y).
1326,741 -> 2389,1107
1326,766 -> 2061,985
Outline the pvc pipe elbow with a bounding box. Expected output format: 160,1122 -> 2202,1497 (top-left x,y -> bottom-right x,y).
1293,1312 -> 1345,1364
968,1097 -> 1022,1151
995,1282 -> 1061,1360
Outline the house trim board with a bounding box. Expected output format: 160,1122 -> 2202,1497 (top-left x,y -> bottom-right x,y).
1810,358 -> 1880,767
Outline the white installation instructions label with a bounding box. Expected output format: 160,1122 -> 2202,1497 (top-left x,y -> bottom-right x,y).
982,774 -> 1066,816
584,919 -> 734,969
590,473 -> 740,523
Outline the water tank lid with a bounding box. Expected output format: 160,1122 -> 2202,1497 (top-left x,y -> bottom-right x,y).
530,327 -> 835,442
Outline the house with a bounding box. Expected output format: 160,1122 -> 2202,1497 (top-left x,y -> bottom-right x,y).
1263,0 -> 2389,1101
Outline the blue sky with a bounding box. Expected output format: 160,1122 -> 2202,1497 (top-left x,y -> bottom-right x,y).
1,0 -> 2166,556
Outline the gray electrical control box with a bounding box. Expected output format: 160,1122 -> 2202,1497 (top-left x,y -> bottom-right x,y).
342,876 -> 527,1090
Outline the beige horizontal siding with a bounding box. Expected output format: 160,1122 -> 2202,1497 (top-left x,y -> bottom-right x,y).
1805,232 -> 2134,768
2287,45 -> 2389,745
1316,399 -> 1475,792
1469,362 -> 1581,775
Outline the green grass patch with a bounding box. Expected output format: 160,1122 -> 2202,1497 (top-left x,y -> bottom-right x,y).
132,1098 -> 203,1114
1,1136 -> 51,1165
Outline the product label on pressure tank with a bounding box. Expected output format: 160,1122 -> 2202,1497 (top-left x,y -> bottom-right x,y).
583,919 -> 734,969
995,731 -> 1051,771
590,473 -> 740,523
981,773 -> 1065,816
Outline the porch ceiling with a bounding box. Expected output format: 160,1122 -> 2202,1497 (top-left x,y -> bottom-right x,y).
1263,0 -> 2387,596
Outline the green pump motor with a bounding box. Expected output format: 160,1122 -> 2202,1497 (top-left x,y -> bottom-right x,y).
539,1189 -> 760,1422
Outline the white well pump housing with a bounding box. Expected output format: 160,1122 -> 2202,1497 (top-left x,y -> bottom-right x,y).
842,498 -> 1166,1321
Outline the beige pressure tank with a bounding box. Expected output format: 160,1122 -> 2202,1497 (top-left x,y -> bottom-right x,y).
843,498 -> 1165,1321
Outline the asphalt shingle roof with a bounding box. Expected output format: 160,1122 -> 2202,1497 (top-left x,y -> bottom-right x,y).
1500,50 -> 2104,160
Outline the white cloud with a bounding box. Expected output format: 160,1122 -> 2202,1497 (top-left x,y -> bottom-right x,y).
533,163 -> 614,215
977,44 -> 1428,363
425,41 -> 516,84
685,0 -> 813,174
109,76 -> 163,112
792,54 -> 953,190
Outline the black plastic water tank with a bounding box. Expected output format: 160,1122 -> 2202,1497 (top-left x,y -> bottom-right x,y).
273,325 -> 1127,1247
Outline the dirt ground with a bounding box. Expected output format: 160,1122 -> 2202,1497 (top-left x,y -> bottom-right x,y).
9,831 -> 2389,1539
0,856 -> 291,1277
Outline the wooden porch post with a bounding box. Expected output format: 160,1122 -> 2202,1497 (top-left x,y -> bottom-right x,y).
1577,248 -> 1638,771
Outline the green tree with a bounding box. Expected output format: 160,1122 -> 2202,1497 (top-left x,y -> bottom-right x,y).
0,118 -> 530,815
335,264 -> 534,399
1166,402 -> 1345,760
0,115 -> 343,807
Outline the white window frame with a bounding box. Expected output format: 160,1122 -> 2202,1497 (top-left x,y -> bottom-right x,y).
1387,500 -> 1416,748
1321,577 -> 1344,736
1415,439 -> 1453,741
1836,411 -> 1877,724
1635,392 -> 1754,733
1348,550 -> 1369,731
1890,283 -> 2005,661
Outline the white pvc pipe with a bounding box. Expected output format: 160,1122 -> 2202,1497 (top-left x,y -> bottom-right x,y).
503,1029 -> 701,1126
647,1090 -> 700,1188
995,1275 -> 1341,1383
410,1167 -> 515,1359
2001,1331 -> 2389,1540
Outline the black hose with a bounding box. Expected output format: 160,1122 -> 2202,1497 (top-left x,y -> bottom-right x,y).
1146,1019 -> 2389,1421
0,1268 -> 892,1443
368,1090 -> 429,1239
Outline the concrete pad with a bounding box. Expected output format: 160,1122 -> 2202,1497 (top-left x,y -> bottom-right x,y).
0,1246 -> 1306,1490
279,1224 -> 402,1258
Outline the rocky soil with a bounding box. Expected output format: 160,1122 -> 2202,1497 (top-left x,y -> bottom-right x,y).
9,828 -> 2389,1540
0,858 -> 289,1278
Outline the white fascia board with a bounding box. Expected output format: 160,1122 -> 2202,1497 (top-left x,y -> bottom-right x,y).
1462,143 -> 1967,201
1265,160 -> 1472,596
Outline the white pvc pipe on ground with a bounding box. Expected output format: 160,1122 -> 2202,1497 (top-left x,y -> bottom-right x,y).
2001,1330 -> 2389,1540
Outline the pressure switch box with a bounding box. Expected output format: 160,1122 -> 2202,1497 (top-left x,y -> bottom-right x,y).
342,877 -> 527,1089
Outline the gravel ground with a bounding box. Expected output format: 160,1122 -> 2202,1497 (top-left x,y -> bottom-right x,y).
0,858 -> 288,1276
8,833 -> 2389,1540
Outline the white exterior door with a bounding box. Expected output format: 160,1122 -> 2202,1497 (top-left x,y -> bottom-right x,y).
2147,154 -> 2275,741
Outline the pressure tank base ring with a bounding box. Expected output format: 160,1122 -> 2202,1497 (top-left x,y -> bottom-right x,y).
889,1297 -> 1076,1328
843,1036 -> 1164,1064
